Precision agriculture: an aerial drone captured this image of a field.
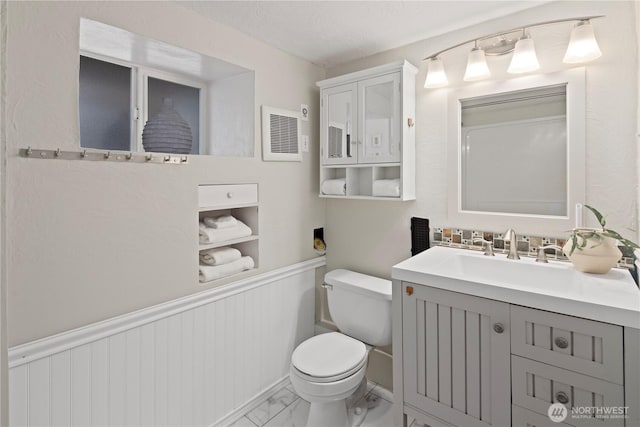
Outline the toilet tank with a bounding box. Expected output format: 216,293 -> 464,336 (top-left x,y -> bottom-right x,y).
324,269 -> 392,346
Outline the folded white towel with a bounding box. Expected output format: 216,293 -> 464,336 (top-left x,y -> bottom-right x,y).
199,256 -> 255,282
199,220 -> 252,244
322,179 -> 346,195
203,214 -> 238,229
372,179 -> 400,197
200,247 -> 242,266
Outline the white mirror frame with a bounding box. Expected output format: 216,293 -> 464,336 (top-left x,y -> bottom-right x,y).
447,68 -> 586,235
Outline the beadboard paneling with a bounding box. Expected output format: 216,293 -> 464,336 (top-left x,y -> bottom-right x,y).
9,259 -> 320,426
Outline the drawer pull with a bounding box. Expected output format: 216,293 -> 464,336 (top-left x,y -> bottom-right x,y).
227,192 -> 233,199
493,323 -> 505,334
555,337 -> 569,349
555,391 -> 570,404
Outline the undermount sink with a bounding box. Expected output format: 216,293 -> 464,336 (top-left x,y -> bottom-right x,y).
435,250 -> 576,290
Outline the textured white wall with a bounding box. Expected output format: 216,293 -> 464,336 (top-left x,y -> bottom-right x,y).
5,1 -> 325,346
324,1 -> 638,280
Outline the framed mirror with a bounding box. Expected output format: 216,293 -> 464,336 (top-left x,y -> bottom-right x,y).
447,68 -> 585,234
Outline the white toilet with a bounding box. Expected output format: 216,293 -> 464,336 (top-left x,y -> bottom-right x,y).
289,269 -> 392,427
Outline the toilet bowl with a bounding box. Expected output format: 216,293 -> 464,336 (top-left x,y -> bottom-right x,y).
289,269 -> 392,427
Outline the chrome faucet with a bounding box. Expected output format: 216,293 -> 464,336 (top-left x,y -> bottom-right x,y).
535,245 -> 564,263
504,228 -> 520,260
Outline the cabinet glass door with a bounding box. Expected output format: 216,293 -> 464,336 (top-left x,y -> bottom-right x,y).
358,73 -> 401,163
321,83 -> 358,165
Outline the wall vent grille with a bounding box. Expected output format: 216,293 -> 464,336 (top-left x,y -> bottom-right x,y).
262,106 -> 302,161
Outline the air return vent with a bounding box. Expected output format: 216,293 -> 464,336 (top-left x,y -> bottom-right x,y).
261,106 -> 302,161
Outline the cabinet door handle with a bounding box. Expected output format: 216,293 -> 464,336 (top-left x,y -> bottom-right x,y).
493,323 -> 504,334
556,391 -> 570,404
555,337 -> 569,349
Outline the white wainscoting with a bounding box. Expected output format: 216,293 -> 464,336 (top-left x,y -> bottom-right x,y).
8,258 -> 324,427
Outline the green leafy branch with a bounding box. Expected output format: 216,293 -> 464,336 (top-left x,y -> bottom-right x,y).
567,205 -> 640,255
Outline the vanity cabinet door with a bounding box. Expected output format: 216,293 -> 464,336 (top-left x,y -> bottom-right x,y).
320,82 -> 358,165
358,72 -> 401,163
402,284 -> 510,427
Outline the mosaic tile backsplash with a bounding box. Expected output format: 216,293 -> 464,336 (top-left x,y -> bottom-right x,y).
432,226 -> 636,269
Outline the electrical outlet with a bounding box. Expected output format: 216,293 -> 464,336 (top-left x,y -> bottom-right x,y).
301,135 -> 309,152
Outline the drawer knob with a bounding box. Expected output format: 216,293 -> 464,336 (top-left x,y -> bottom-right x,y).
493,323 -> 504,334
227,192 -> 233,199
556,391 -> 570,404
555,337 -> 569,349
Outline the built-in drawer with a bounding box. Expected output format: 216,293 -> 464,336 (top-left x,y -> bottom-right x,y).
512,356 -> 624,427
512,404 -> 577,427
511,305 -> 624,384
198,184 -> 258,209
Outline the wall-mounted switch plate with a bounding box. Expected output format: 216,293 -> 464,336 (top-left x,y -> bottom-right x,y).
301,104 -> 309,121
301,135 -> 309,152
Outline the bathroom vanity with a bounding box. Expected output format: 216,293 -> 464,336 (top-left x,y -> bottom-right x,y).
391,247 -> 640,427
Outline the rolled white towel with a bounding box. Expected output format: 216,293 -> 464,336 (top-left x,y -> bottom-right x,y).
322,179 -> 346,195
200,247 -> 242,266
372,179 -> 400,197
199,256 -> 255,282
199,220 -> 252,244
203,214 -> 238,229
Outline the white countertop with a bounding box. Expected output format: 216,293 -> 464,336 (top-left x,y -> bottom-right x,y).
392,246 -> 640,329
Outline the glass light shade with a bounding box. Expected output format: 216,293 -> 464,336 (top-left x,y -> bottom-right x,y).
508,37 -> 540,74
464,47 -> 491,81
563,21 -> 602,64
424,57 -> 448,88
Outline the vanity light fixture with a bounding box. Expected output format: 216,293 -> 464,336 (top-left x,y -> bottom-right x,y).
423,57 -> 449,88
463,41 -> 491,81
423,15 -> 603,88
563,20 -> 602,64
507,29 -> 540,74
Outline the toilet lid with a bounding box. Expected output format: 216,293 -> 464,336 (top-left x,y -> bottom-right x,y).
291,332 -> 367,378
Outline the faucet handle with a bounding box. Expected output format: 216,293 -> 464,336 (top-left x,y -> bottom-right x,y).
536,245 -> 564,263
473,238 -> 495,256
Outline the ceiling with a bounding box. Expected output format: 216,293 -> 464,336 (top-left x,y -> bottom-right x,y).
179,1 -> 550,68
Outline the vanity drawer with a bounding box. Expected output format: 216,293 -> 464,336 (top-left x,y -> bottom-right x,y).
512,356 -> 624,427
510,305 -> 623,384
198,184 -> 258,209
512,405 -> 577,427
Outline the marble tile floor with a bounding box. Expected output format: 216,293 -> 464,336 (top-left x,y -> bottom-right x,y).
228,380 -> 394,427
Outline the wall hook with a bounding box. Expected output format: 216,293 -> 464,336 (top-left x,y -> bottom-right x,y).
80,149 -> 87,158
126,152 -> 133,160
26,147 -> 32,156
104,151 -> 111,159
54,148 -> 61,157
146,153 -> 153,161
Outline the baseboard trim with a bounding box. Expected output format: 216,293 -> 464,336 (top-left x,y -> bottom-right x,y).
213,376 -> 290,427
9,257 -> 326,368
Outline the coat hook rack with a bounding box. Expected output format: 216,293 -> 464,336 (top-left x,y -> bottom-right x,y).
19,147 -> 188,165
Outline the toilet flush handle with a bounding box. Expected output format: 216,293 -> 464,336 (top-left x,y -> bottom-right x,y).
321,283 -> 333,290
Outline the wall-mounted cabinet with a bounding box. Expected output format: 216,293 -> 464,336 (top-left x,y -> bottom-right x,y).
317,60 -> 417,200
198,184 -> 258,284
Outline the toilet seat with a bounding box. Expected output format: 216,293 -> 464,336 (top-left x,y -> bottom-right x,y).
291,332 -> 367,383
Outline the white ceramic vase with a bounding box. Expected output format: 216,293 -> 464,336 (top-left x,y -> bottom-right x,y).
562,228 -> 622,274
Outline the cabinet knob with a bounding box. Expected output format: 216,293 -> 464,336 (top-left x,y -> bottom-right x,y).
227,192 -> 233,199
555,391 -> 570,404
493,323 -> 504,334
555,337 -> 569,349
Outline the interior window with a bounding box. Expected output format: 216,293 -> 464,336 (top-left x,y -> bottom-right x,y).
79,55 -> 203,154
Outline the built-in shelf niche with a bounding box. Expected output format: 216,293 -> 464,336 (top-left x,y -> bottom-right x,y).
198,184 -> 259,284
